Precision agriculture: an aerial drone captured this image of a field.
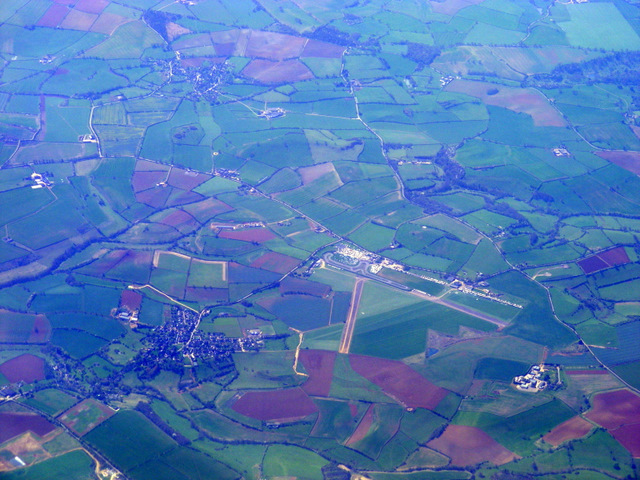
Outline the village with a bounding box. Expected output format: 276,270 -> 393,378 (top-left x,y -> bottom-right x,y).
513,364 -> 563,392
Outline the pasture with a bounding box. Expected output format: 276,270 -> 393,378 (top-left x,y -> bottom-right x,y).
84,410 -> 177,472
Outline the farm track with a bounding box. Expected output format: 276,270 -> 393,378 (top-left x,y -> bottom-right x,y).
127,284 -> 198,313
338,278 -> 365,354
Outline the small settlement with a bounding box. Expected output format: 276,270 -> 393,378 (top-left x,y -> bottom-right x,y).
514,364 -> 548,392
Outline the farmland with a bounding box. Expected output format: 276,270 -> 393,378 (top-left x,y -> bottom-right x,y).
0,0 -> 639,477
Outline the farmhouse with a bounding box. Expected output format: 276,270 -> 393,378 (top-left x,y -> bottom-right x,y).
259,107 -> 286,119
30,172 -> 52,189
553,147 -> 570,157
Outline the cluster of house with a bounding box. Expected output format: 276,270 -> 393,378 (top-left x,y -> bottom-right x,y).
514,364 -> 548,391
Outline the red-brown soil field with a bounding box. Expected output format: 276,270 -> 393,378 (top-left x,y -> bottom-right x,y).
300,349 -> 337,396
75,0 -> 108,14
219,228 -> 276,243
158,209 -> 198,231
120,290 -> 143,311
302,40 -> 345,58
242,59 -> 314,84
250,252 -> 301,274
37,4 -> 69,27
596,151 -> 640,175
167,168 -> 210,191
428,424 -> 519,466
597,246 -> 631,266
231,388 -> 318,421
578,246 -> 631,274
611,424 -> 640,457
136,186 -> 172,208
83,249 -> 152,277
585,389 -> 640,430
542,415 -> 593,446
59,9 -> 97,30
184,198 -> 233,221
577,255 -> 609,274
132,171 -> 166,192
349,354 -> 448,410
0,354 -> 45,383
245,31 -> 306,61
0,413 -> 56,443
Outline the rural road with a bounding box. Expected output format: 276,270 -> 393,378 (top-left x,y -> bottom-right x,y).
338,278 -> 366,354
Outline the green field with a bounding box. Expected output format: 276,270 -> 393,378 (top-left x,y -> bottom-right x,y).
84,410 -> 177,472
1,450 -> 95,480
263,444 -> 328,480
557,3 -> 640,50
21,388 -> 77,416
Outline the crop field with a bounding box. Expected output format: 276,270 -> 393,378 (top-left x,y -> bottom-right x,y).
585,389 -> 640,431
473,357 -> 528,382
20,388 -> 77,417
455,399 -> 577,456
58,398 -> 116,436
542,415 -> 593,447
596,151 -> 640,175
557,3 -> 640,50
347,403 -> 404,459
349,354 -> 449,410
258,294 -> 332,330
0,412 -> 56,444
0,354 -> 45,384
0,311 -> 50,343
84,410 -> 177,472
0,449 -> 95,480
428,424 -> 518,466
446,80 -> 565,127
311,398 -> 361,442
231,388 -> 318,422
299,349 -> 337,396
